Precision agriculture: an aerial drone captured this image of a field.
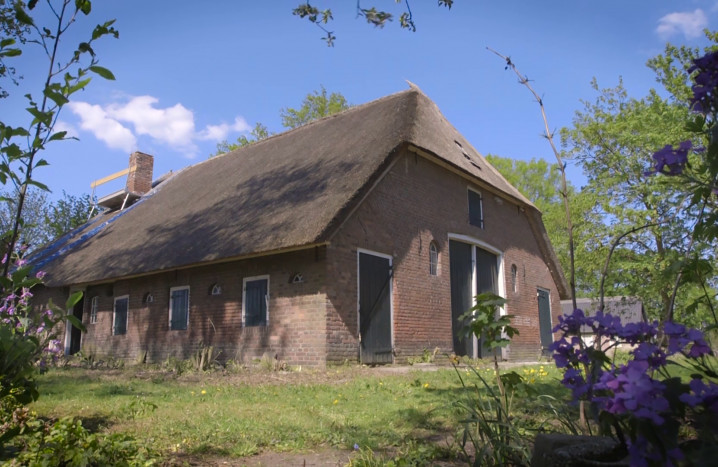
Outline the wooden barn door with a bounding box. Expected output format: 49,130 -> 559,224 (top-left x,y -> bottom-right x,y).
449,240 -> 474,357
67,295 -> 84,355
537,288 -> 553,354
358,251 -> 393,364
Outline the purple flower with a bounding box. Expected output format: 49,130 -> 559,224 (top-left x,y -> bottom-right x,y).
688,50 -> 718,114
35,271 -> 47,280
647,141 -> 692,176
680,378 -> 718,413
553,308 -> 591,334
619,321 -> 658,344
594,360 -> 668,425
354,443 -> 360,451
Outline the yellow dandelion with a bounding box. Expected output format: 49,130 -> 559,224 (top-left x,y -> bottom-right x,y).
333,399 -> 339,404
423,383 -> 429,388
201,389 -> 207,395
379,382 -> 383,386
191,391 -> 195,396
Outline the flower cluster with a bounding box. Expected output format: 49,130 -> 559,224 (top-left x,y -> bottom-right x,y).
647,141 -> 692,176
551,308 -> 717,465
688,50 -> 718,115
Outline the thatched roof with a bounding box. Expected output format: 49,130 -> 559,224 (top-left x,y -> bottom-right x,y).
30,87 -> 566,295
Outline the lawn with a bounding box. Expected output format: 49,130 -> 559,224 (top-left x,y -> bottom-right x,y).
30,361 -> 569,465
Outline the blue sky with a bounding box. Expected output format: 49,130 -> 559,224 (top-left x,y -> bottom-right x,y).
4,1 -> 717,200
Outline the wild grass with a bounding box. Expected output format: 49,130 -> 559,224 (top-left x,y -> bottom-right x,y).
31,362 -> 569,463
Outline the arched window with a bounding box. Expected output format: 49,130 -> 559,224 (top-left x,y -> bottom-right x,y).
143,292 -> 154,304
210,283 -> 222,296
511,264 -> 518,293
429,242 -> 439,276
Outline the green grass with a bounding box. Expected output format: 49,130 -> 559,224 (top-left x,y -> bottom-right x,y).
31,363 -> 569,462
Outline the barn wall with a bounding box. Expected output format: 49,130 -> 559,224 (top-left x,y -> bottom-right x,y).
70,248 -> 328,366
326,149 -> 563,363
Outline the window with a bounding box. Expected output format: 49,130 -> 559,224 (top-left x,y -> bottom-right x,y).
511,264 -> 518,293
210,283 -> 222,296
143,292 -> 154,304
429,242 -> 438,276
89,296 -> 98,324
243,276 -> 269,327
113,296 -> 128,335
468,189 -> 484,228
169,286 -> 189,330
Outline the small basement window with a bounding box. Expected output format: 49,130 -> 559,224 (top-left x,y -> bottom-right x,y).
468,189 -> 484,228
113,295 -> 129,335
429,242 -> 439,276
169,286 -> 189,330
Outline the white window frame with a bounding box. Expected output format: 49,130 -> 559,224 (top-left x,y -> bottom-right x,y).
89,296 -> 98,324
468,187 -> 484,229
448,233 -> 506,358
242,275 -> 270,327
169,286 -> 190,330
429,242 -> 439,276
113,295 -> 129,336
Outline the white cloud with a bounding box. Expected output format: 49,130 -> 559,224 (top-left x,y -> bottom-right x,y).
199,117 -> 252,141
107,96 -> 196,149
52,120 -> 78,139
67,96 -> 252,159
67,102 -> 137,152
656,9 -> 708,39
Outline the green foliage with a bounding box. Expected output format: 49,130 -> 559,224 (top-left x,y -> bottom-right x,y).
280,85 -> 351,129
212,86 -> 350,157
293,1 -> 454,46
561,42 -> 718,322
0,0 -> 117,276
0,189 -> 95,252
452,364 -> 532,466
212,122 -> 271,156
459,293 -> 518,353
7,416 -> 157,466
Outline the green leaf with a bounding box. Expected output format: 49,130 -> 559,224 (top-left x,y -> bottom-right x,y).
89,65 -> 115,80
48,132 -> 67,142
43,88 -> 69,106
27,179 -> 50,192
14,4 -> 34,26
34,158 -> 50,168
75,0 -> 91,15
68,77 -> 92,94
0,48 -> 22,58
66,290 -> 84,311
0,38 -> 16,48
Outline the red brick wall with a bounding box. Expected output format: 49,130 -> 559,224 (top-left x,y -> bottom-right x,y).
326,150 -> 563,363
75,248 -> 328,366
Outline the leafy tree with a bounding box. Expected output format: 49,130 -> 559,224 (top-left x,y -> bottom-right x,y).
212,86 -> 350,156
44,191 -> 94,240
212,122 -> 271,156
485,155 -> 601,297
280,85 -> 350,129
0,0 -> 29,99
0,0 -> 117,276
0,188 -> 49,252
561,36 -> 718,324
293,1 -> 454,46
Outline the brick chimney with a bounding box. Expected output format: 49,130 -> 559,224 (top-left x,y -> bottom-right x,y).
126,151 -> 153,195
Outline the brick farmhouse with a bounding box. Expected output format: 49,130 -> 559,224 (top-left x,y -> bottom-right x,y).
30,87 -> 569,366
